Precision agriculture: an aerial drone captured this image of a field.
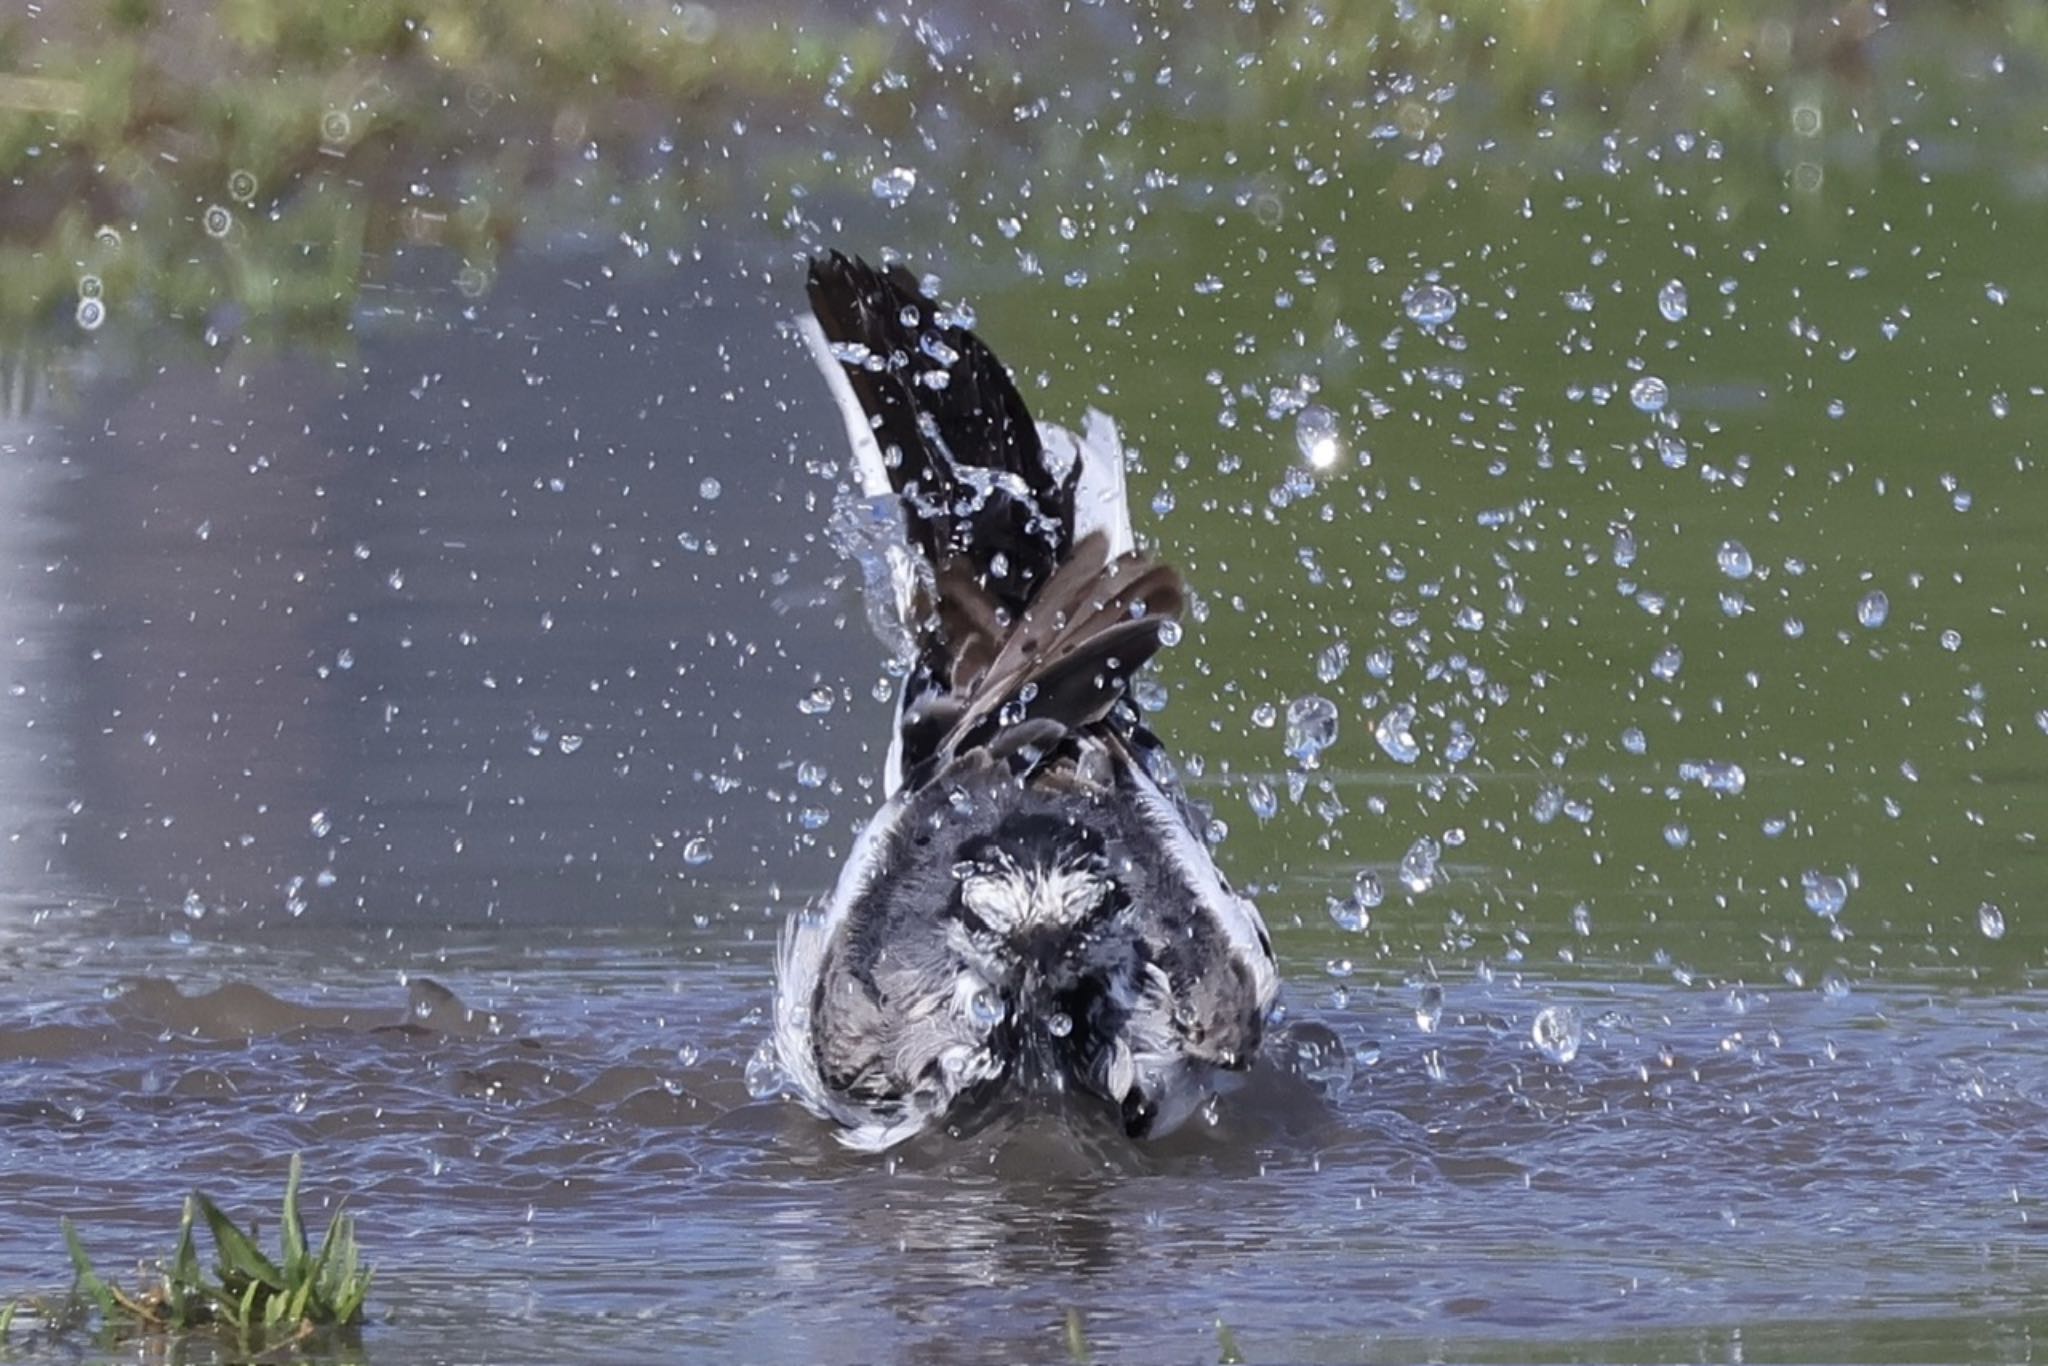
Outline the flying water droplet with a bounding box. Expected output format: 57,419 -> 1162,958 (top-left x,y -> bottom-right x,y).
1316,640 -> 1350,684
1373,703 -> 1421,764
75,297 -> 105,331
309,810 -> 332,838
1532,1005 -> 1583,1063
1629,376 -> 1669,413
744,1041 -> 786,1099
1650,644 -> 1684,681
871,166 -> 918,207
1857,590 -> 1889,629
1399,835 -> 1441,893
1284,695 -> 1339,768
1247,779 -> 1278,822
1978,902 -> 2006,940
1281,1021 -> 1354,1093
798,686 -> 836,716
682,836 -> 713,866
1658,279 -> 1689,322
1295,404 -> 1343,469
1403,283 -> 1458,327
1802,869 -> 1848,919
1717,540 -> 1753,580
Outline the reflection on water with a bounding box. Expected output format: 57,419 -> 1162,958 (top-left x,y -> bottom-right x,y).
3,0 -> 2048,1360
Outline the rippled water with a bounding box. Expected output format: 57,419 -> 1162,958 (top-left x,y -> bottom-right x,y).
4,0 -> 2048,1360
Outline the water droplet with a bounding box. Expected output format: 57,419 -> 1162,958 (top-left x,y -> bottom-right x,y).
309,810 -> 332,838
1284,695 -> 1339,768
1978,902 -> 2006,940
227,168 -> 258,202
202,204 -> 233,239
75,297 -> 105,331
1630,376 -> 1669,413
871,166 -> 918,207
1047,1012 -> 1074,1039
1247,779 -> 1278,822
558,733 -> 584,755
1658,279 -> 1689,322
1531,1005 -> 1583,1063
1283,1021 -> 1354,1092
798,685 -> 836,716
1717,540 -> 1753,580
1414,983 -> 1444,1033
1802,869 -> 1848,919
682,836 -> 713,866
1857,590 -> 1889,629
1355,870 -> 1385,908
1819,973 -> 1850,1002
968,988 -> 1005,1029
1650,644 -> 1684,681
1677,760 -> 1747,796
1315,640 -> 1349,684
1399,835 -> 1441,893
1403,282 -> 1458,326
1373,703 -> 1421,764
699,476 -> 722,500
1295,404 -> 1343,469
321,109 -> 353,144
181,890 -> 207,921
1664,822 -> 1691,848
744,1041 -> 786,1099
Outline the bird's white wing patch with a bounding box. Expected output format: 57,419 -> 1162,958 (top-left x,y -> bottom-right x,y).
1041,408 -> 1134,557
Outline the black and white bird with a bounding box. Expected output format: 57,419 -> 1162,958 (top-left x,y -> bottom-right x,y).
774,253 -> 1279,1151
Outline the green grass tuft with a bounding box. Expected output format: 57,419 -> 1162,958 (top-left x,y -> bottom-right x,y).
22,1154 -> 372,1355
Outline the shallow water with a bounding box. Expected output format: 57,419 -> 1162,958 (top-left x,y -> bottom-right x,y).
3,1 -> 2048,1361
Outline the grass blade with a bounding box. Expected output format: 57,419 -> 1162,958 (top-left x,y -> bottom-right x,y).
279,1153 -> 307,1283
0,1299 -> 16,1340
60,1219 -> 119,1326
194,1193 -> 285,1291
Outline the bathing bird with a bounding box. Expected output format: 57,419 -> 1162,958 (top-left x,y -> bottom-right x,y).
774,253 -> 1279,1150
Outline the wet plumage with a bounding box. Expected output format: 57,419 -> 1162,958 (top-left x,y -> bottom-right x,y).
774,253 -> 1279,1150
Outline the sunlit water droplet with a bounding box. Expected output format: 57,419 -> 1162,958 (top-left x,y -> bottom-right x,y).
1650,644 -> 1684,681
1802,869 -> 1849,919
309,809 -> 332,838
1284,695 -> 1338,768
1247,779 -> 1278,822
744,1041 -> 786,1099
1978,902 -> 2006,940
1658,279 -> 1690,322
871,166 -> 918,207
75,297 -> 105,332
1629,376 -> 1669,413
699,476 -> 722,500
1399,835 -> 1441,893
1857,590 -> 1889,629
1373,703 -> 1420,764
798,686 -> 836,716
682,836 -> 713,866
1403,282 -> 1458,326
1531,1005 -> 1583,1064
1294,404 -> 1342,469
1717,540 -> 1753,580
1282,1021 -> 1354,1092
202,204 -> 233,238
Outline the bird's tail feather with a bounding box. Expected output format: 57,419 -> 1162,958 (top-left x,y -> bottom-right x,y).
802,252 -> 1180,786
